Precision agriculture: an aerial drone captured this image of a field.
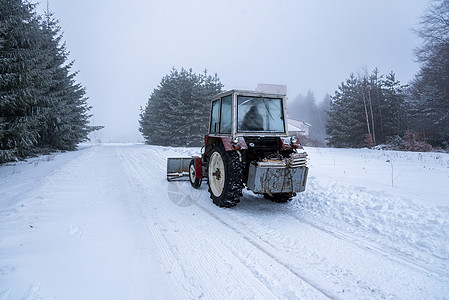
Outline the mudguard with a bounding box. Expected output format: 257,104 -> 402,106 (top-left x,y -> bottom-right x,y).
205,136 -> 248,151
192,156 -> 203,179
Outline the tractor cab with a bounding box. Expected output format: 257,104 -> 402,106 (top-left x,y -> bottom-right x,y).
208,90 -> 288,137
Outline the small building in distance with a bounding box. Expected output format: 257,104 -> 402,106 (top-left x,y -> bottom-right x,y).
288,118 -> 311,146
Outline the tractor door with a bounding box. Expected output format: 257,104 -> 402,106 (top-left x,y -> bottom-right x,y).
209,94 -> 232,135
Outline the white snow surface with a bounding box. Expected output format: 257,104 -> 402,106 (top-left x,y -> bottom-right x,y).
1,144 -> 448,299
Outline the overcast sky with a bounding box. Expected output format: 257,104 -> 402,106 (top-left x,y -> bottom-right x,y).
34,0 -> 428,143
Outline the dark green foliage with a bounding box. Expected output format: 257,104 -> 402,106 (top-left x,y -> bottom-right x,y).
326,70 -> 408,148
0,0 -> 101,163
327,74 -> 367,148
381,72 -> 408,140
0,0 -> 42,160
139,68 -> 223,147
409,0 -> 449,148
326,1 -> 449,150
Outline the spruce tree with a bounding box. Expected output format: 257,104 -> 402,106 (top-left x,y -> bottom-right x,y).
327,74 -> 367,147
381,72 -> 408,141
139,68 -> 223,147
0,0 -> 43,161
0,1 -> 101,162
38,11 -> 96,150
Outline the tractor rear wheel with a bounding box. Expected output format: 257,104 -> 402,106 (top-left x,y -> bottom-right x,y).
207,146 -> 243,208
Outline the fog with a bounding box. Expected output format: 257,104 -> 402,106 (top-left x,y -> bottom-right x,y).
34,0 -> 428,143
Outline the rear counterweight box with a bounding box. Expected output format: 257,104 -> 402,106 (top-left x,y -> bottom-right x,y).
247,162 -> 308,194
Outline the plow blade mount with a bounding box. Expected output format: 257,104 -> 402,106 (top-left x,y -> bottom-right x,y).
167,157 -> 191,181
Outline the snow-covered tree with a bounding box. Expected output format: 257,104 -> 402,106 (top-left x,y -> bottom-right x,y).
139,68 -> 223,147
0,0 -> 43,161
327,73 -> 367,148
37,11 -> 99,151
410,0 -> 449,148
381,72 -> 408,141
0,1 -> 101,163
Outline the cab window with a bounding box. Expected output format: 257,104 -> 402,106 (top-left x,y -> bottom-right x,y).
210,99 -> 220,133
237,96 -> 285,132
219,95 -> 232,134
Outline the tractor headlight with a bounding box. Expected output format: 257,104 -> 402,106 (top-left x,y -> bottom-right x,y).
232,137 -> 239,144
291,136 -> 298,144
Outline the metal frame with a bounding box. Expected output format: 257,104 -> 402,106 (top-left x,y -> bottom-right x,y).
208,89 -> 289,139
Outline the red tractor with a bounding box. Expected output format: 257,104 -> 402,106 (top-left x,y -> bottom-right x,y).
167,89 -> 308,208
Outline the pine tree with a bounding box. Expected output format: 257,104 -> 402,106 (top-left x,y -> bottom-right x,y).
327,73 -> 367,147
0,0 -> 43,161
381,72 -> 408,141
139,68 -> 223,147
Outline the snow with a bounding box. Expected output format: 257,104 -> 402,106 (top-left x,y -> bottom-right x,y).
1,144 -> 448,299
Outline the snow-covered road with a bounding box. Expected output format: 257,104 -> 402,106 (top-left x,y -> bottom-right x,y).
1,144 -> 448,299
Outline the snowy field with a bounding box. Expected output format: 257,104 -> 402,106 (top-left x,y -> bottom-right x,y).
1,144 -> 448,299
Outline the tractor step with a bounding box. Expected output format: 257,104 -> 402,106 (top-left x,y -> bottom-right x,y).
166,157 -> 191,181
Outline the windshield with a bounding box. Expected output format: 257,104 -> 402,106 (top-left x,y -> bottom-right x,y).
237,96 -> 285,132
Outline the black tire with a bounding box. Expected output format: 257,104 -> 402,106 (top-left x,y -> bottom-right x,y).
263,193 -> 295,203
189,159 -> 202,189
207,146 -> 243,208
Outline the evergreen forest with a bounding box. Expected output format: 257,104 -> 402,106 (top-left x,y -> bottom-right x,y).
0,0 -> 101,163
326,0 -> 449,150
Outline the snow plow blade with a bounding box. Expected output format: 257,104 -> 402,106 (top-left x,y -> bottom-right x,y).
166,157 -> 191,181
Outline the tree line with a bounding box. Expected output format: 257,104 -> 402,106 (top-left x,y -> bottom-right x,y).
326,69 -> 410,148
326,0 -> 449,150
0,0 -> 101,163
140,1 -> 447,151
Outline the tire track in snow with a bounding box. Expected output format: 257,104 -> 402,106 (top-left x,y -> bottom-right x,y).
120,146 -> 283,299
211,194 -> 449,299
127,145 -> 403,299
115,146 -> 207,299
114,145 -> 280,299
134,145 -> 338,298
132,147 -> 334,298
195,201 -> 337,299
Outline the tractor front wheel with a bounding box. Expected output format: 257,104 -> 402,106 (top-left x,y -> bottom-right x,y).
207,146 -> 243,208
189,159 -> 202,189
